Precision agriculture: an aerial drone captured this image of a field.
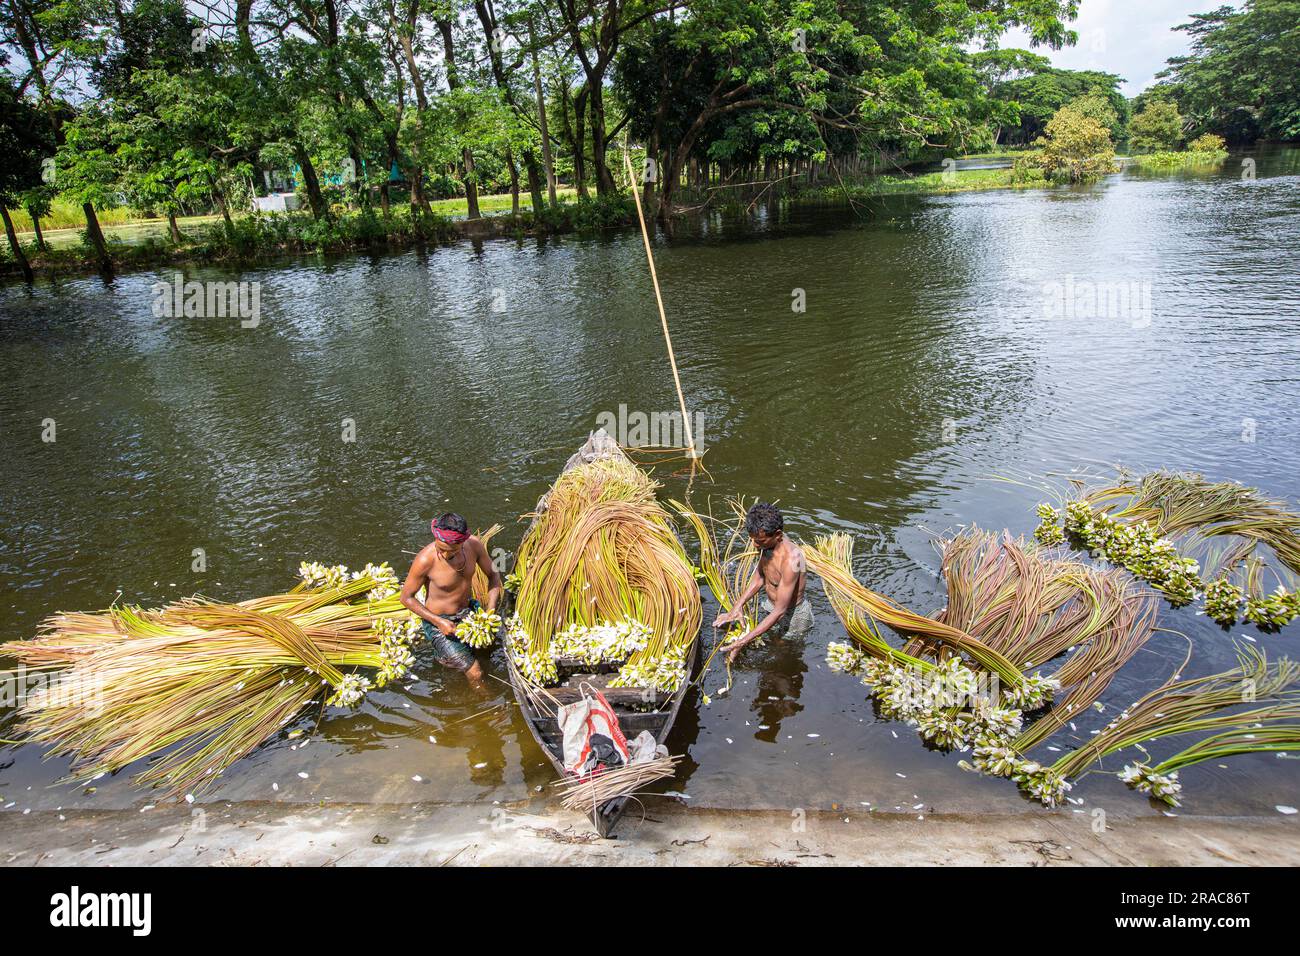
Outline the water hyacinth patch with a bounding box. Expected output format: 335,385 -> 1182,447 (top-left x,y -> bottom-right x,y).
1033,503 -> 1066,546
1203,577 -> 1246,626
1243,588 -> 1300,630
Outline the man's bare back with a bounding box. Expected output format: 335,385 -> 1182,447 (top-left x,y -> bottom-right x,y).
758,537 -> 807,607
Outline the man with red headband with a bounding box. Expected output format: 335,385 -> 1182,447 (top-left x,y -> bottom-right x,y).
399,512 -> 503,684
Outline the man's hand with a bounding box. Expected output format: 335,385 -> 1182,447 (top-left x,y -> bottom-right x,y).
433,616 -> 458,637
713,609 -> 741,629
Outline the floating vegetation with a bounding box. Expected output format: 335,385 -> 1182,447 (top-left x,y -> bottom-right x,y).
815,529 -> 1167,806
1035,471 -> 1300,630
1,527 -> 504,800
508,453 -> 701,693
923,531 -> 1158,753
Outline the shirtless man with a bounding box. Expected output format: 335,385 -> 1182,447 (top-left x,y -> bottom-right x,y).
400,512 -> 503,685
712,502 -> 813,664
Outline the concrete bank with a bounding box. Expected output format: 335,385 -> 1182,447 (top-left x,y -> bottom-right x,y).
3,800 -> 1296,866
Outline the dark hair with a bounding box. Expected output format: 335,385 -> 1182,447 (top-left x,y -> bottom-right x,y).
745,502 -> 783,537
433,512 -> 469,535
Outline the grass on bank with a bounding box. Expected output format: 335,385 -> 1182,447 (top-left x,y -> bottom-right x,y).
18,188 -> 582,251
0,192 -> 634,278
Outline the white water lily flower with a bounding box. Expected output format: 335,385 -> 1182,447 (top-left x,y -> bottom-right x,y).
1119,763 -> 1182,806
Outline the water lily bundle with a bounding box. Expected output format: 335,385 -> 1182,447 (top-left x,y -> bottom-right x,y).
1035,646 -> 1300,807
919,531 -> 1159,753
1035,472 -> 1300,628
1,541 -> 501,800
1121,719 -> 1300,806
508,456 -> 701,692
1,564 -> 410,797
807,533 -> 1025,686
455,607 -> 503,649
810,533 -> 1079,756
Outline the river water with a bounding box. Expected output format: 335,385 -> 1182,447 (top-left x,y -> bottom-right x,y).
2,147 -> 1298,820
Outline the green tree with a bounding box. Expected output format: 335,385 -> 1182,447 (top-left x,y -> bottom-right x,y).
1157,0 -> 1300,143
1129,100 -> 1184,153
0,73 -> 52,280
1026,101 -> 1117,182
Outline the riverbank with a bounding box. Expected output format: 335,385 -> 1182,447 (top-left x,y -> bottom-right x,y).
0,166 -> 1051,284
3,800 -> 1295,866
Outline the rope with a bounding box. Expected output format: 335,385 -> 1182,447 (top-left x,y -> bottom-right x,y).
622,146 -> 699,460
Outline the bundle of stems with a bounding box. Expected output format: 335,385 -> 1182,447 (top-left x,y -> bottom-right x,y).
807,533 -> 1024,685
552,754 -> 682,814
0,546 -> 506,800
510,455 -> 701,688
1050,646 -> 1300,780
918,531 -> 1158,751
674,499 -> 765,685
1145,718 -> 1300,777
1082,471 -> 1300,576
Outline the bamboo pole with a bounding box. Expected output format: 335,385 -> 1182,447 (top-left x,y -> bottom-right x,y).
622,145 -> 699,459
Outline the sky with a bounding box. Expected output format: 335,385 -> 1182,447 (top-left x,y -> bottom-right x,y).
1000,0 -> 1237,96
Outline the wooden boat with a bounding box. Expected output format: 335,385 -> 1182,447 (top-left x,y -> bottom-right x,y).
503,429 -> 700,837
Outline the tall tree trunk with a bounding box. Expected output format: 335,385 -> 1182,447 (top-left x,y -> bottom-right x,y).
215,189 -> 234,230
529,18 -> 558,207
1,205 -> 34,282
505,147 -> 521,216
81,202 -> 113,274
588,83 -> 616,195
27,207 -> 47,251
523,151 -> 545,215
293,144 -> 329,220
167,211 -> 183,243
435,17 -> 479,220
573,86 -> 589,198
462,149 -> 481,219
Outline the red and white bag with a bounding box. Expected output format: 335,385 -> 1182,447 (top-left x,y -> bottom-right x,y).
556,685 -> 630,776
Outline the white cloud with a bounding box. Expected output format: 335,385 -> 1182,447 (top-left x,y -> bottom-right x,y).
1000,1 -> 1243,96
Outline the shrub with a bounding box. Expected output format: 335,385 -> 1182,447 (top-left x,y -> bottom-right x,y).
1129,101 -> 1184,153
1187,132 -> 1228,154
1026,105 -> 1118,183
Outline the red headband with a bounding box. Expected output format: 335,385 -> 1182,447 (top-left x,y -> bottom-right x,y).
432,523 -> 469,544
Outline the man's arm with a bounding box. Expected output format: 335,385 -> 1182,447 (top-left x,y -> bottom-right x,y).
474,538 -> 504,612
725,562 -> 798,657
400,551 -> 456,634
714,567 -> 765,626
